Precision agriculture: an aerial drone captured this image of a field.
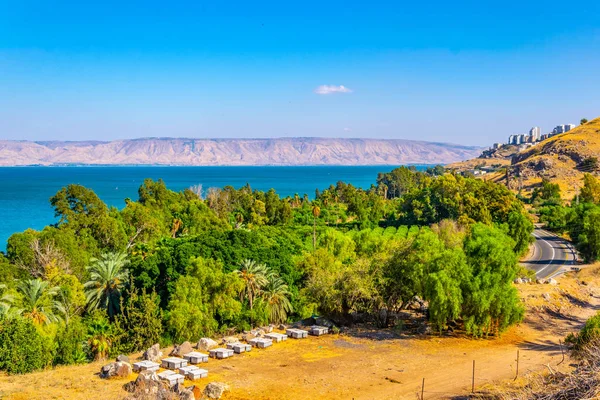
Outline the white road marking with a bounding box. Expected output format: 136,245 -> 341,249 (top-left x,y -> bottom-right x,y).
531,230 -> 556,277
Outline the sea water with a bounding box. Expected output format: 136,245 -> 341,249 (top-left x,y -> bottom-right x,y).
0,165 -> 428,250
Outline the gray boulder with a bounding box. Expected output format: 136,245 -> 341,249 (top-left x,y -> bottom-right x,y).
124,370 -> 164,395
143,343 -> 163,362
197,337 -> 218,351
100,361 -> 132,379
170,341 -> 193,357
220,336 -> 239,345
116,354 -> 130,363
203,382 -> 230,399
261,325 -> 273,333
277,323 -> 287,330
548,278 -> 558,286
241,332 -> 256,342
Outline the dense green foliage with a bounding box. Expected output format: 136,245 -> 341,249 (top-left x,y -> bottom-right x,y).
0,316 -> 52,374
0,168 -> 532,373
566,311 -> 600,353
539,174 -> 600,262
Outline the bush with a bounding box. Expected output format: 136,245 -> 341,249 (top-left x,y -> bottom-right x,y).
0,316 -> 51,374
566,312 -> 600,353
53,317 -> 88,365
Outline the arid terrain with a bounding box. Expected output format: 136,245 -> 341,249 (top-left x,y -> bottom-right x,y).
0,138 -> 482,166
447,117 -> 600,200
1,264 -> 598,400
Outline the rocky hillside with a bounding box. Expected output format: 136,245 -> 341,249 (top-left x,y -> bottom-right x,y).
0,138 -> 481,166
510,116 -> 600,198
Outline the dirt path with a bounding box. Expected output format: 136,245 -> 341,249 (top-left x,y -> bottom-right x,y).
1,273 -> 598,400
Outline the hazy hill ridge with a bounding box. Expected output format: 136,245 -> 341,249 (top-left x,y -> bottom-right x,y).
0,138 -> 481,166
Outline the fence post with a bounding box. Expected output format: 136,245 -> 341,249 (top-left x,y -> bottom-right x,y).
514,350 -> 519,380
421,377 -> 425,400
558,340 -> 565,365
472,360 -> 475,393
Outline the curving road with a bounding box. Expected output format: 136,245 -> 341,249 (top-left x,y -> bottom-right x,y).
521,227 -> 577,279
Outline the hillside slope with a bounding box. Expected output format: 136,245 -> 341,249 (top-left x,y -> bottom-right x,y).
510,117 -> 600,198
0,138 -> 481,166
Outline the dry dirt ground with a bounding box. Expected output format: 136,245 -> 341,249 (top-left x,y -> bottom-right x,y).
2,267 -> 599,400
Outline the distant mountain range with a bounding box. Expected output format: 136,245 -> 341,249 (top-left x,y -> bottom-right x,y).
0,138 -> 482,166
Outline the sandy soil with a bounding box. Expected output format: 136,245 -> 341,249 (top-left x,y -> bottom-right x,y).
1,268 -> 599,400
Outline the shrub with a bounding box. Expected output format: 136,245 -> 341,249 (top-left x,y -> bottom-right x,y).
0,316 -> 51,374
566,312 -> 600,353
53,317 -> 88,365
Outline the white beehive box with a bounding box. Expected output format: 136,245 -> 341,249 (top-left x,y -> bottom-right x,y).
226,342 -> 252,353
161,357 -> 188,369
286,328 -> 309,339
183,351 -> 209,364
265,332 -> 288,343
209,348 -> 235,359
178,365 -> 208,380
309,326 -> 329,336
132,360 -> 160,372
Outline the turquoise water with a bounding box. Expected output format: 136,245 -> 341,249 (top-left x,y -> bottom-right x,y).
0,165 -> 425,251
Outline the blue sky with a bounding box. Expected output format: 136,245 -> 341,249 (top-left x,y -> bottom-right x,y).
1,1 -> 599,146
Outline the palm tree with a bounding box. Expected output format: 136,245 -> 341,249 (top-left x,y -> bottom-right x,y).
235,259 -> 268,311
312,204 -> 321,251
17,279 -> 61,325
87,316 -> 112,360
0,284 -> 17,318
84,252 -> 129,318
262,274 -> 293,324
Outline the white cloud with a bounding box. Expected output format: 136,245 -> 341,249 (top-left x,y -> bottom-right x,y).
314,85 -> 353,95
343,127 -> 351,132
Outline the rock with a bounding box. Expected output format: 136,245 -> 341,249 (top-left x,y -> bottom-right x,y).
116,361 -> 133,377
203,382 -> 230,399
543,293 -> 551,301
170,341 -> 193,357
179,388 -> 195,400
314,317 -> 336,328
277,324 -> 287,330
143,343 -> 163,362
523,278 -> 532,283
124,370 -> 163,395
242,332 -> 256,342
116,354 -> 130,363
261,325 -> 273,333
197,337 -> 218,351
220,336 -> 239,345
100,361 -> 132,379
514,278 -> 523,284
536,279 -> 545,284
251,329 -> 265,337
548,278 -> 558,286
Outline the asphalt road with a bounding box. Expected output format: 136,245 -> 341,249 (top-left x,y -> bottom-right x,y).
521,228 -> 577,279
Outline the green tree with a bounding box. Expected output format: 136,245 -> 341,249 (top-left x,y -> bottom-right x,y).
462,224 -> 523,336
0,284 -> 16,318
0,316 -> 51,374
113,285 -> 163,353
581,118 -> 588,125
576,208 -> 600,262
167,258 -> 243,342
507,211 -> 535,255
54,316 -> 87,365
86,310 -> 113,361
312,204 -> 321,251
580,173 -> 600,204
84,252 -> 129,319
235,259 -> 268,312
17,279 -> 61,325
262,273 -> 293,324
